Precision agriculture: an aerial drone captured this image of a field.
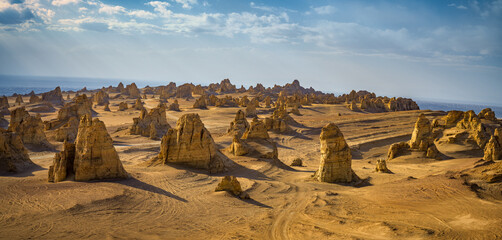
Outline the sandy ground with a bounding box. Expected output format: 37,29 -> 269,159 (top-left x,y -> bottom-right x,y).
1,93 -> 501,240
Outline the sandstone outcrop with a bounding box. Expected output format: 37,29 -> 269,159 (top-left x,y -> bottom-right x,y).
15,95 -> 23,105
193,96 -> 207,109
123,83 -> 141,98
478,108 -> 497,121
104,103 -> 111,111
168,99 -> 180,111
409,114 -> 440,159
0,128 -> 34,173
484,134 -> 502,161
226,134 -> 249,156
375,159 -> 391,173
149,113 -> 226,173
176,84 -> 193,99
387,142 -> 410,160
0,96 -> 9,115
227,110 -> 249,138
315,123 -> 358,183
245,104 -> 257,117
133,98 -> 144,110
94,90 -> 109,106
290,158 -> 303,166
57,94 -> 92,123
48,116 -> 128,182
8,107 -> 50,148
0,114 -> 7,129
130,105 -> 171,139
456,110 -> 489,148
215,176 -> 249,199
55,117 -> 79,142
41,87 -> 64,106
264,108 -> 292,133
242,117 -> 269,139
118,102 -> 128,111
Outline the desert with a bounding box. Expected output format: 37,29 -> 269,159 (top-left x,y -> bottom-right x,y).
0,79 -> 501,240
1,1 -> 501,239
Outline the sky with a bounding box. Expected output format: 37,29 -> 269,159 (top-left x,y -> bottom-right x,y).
0,0 -> 501,105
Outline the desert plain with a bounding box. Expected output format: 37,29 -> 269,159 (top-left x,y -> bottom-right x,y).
0,80 -> 501,240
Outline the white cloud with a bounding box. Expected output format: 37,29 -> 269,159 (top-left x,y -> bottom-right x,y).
128,10 -> 156,19
147,1 -> 171,15
78,7 -> 87,12
52,0 -> 80,7
447,3 -> 467,10
98,3 -> 125,15
313,5 -> 335,15
171,0 -> 197,9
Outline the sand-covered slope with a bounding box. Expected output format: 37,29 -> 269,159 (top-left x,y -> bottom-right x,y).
0,84 -> 501,240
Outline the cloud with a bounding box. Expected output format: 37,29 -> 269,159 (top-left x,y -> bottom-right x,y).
128,10 -> 156,19
170,0 -> 197,9
448,3 -> 467,10
0,7 -> 34,24
147,1 -> 171,15
52,0 -> 80,7
313,5 -> 335,15
250,2 -> 273,12
98,3 -> 125,15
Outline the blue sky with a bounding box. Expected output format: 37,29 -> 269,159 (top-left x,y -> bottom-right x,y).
0,0 -> 501,105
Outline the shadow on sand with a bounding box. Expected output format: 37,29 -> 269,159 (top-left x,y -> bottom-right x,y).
117,177 -> 188,202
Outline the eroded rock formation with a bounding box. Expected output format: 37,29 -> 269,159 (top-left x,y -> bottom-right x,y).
215,176 -> 249,199
130,105 -> 171,139
226,134 -> 249,156
8,107 -> 50,148
168,99 -> 180,111
118,102 -> 128,111
375,159 -> 391,173
0,128 -> 34,173
242,117 -> 269,139
193,96 -> 207,109
149,113 -> 226,173
41,87 -> 64,106
94,90 -> 109,106
133,98 -> 144,110
315,123 -> 358,183
48,116 -> 128,182
227,110 -> 249,138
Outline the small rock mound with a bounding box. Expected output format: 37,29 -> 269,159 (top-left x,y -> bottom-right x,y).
290,158 -> 303,166
118,102 -> 128,111
409,114 -> 440,158
193,96 -> 207,109
0,128 -> 34,173
148,113 -> 226,173
215,176 -> 249,199
242,117 -> 269,139
226,134 -> 249,156
168,100 -> 180,111
48,116 -> 128,182
227,110 -> 249,138
387,142 -> 410,160
130,105 -> 171,139
133,98 -> 144,110
375,159 -> 391,173
315,123 -> 358,183
15,95 -> 24,105
104,103 -> 111,111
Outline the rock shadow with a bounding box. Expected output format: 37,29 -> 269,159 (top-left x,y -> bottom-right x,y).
117,177 -> 187,202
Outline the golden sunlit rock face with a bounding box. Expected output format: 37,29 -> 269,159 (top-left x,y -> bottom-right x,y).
48,116 -> 128,182
150,113 -> 226,173
315,123 -> 357,183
